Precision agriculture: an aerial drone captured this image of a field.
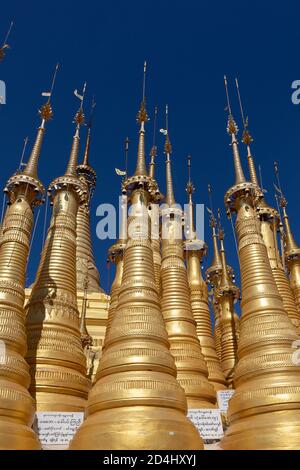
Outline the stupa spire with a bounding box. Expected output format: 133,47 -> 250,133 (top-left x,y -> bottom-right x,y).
215,212 -> 240,387
274,161 -> 300,324
207,184 -> 222,269
163,105 -> 176,206
0,69 -> 58,448
184,161 -> 226,392
0,21 -> 13,62
221,90 -> 300,449
224,75 -> 246,185
103,190 -> 127,341
23,64 -> 58,179
149,106 -> 158,179
234,80 -> 300,331
65,83 -> 86,176
134,61 -> 149,176
70,67 -> 202,449
25,87 -> 90,414
76,98 -> 103,293
160,134 -> 216,409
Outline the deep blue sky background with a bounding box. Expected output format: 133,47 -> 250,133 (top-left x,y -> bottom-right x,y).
1,1 -> 300,296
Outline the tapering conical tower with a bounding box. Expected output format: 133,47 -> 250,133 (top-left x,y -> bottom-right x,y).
0,90 -> 53,449
148,106 -> 162,295
184,159 -> 226,392
104,191 -> 127,341
274,161 -> 300,326
76,101 -> 103,293
215,220 -> 240,387
70,65 -> 202,450
206,211 -> 224,363
25,87 -> 91,412
160,108 -> 216,409
221,77 -> 300,450
235,79 -> 300,333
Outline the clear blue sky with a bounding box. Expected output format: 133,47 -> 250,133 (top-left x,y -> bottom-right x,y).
1,0 -> 300,295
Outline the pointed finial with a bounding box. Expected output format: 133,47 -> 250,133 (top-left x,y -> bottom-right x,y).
224,75 -> 246,184
125,136 -> 129,178
0,21 -> 13,62
186,155 -> 195,197
235,78 -> 260,187
274,161 -> 299,252
82,96 -> 96,166
224,75 -> 238,136
149,106 -> 158,179
207,184 -> 216,227
161,105 -> 175,206
65,82 -> 86,177
23,64 -> 59,178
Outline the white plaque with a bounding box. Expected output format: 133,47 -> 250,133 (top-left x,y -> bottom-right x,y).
217,389 -> 235,413
33,412 -> 84,450
187,408 -> 224,440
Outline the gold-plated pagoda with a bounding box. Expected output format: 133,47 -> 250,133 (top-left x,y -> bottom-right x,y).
0,69 -> 56,448
215,212 -> 240,387
236,79 -> 300,333
221,77 -> 300,450
274,161 -> 300,326
25,85 -> 90,412
76,98 -> 103,293
160,108 -> 216,409
148,106 -> 162,295
70,66 -> 202,450
184,158 -> 226,392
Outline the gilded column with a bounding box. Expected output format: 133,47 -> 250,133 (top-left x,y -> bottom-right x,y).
0,100 -> 52,449
25,99 -> 91,412
220,90 -> 300,449
184,165 -> 226,392
215,226 -> 240,387
160,117 -> 216,409
76,116 -> 103,293
70,82 -> 203,449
